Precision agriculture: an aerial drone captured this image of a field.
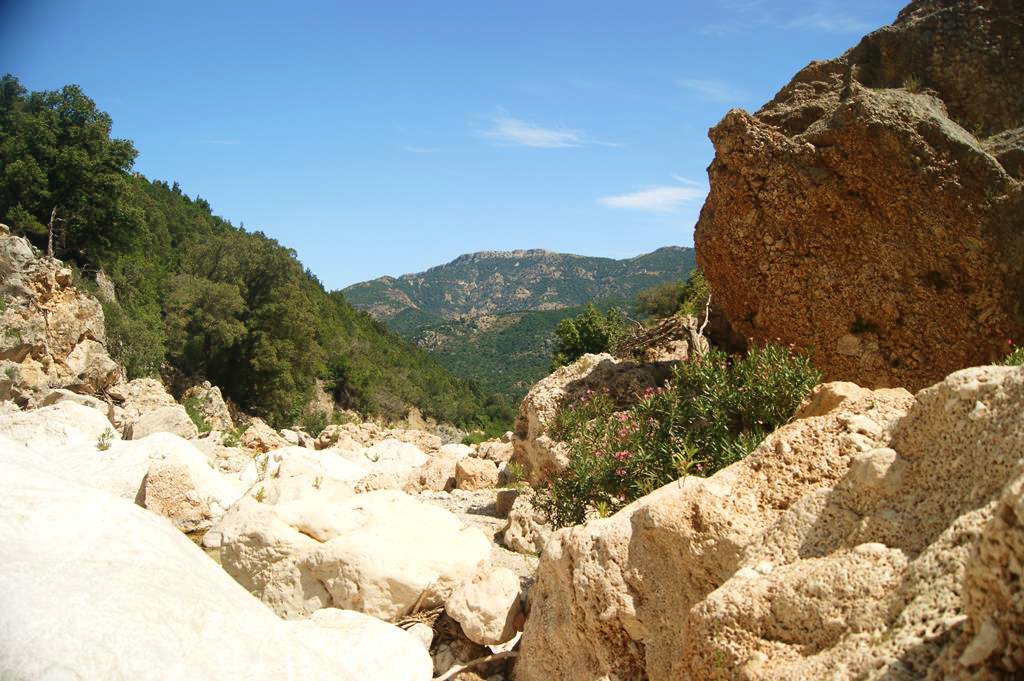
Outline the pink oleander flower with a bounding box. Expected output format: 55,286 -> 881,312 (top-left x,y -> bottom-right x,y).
614,450 -> 631,461
615,468 -> 627,477
616,413 -> 629,422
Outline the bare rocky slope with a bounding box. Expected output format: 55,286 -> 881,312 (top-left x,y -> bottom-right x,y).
695,0 -> 1023,391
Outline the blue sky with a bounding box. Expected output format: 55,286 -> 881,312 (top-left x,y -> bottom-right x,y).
1,0 -> 904,289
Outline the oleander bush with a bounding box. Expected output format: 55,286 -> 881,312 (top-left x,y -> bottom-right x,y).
537,342 -> 821,527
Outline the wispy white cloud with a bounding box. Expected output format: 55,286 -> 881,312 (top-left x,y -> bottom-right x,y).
677,79 -> 746,104
479,114 -> 584,148
672,175 -> 705,187
699,2 -> 879,37
785,13 -> 875,34
597,183 -> 706,213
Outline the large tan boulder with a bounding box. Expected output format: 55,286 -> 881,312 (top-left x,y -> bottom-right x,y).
511,353 -> 674,484
215,489 -> 493,620
518,365 -> 1024,681
240,416 -> 288,453
516,380 -> 913,681
694,0 -> 1024,391
0,456 -> 432,681
455,456 -> 500,490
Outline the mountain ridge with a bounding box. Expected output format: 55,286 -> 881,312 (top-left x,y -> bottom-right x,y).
343,245 -> 694,323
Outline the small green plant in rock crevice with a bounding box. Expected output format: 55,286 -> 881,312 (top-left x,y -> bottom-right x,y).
221,428 -> 242,448
182,395 -> 211,434
502,460 -> 526,488
1004,340 -> 1024,366
537,343 -> 821,528
95,427 -> 115,451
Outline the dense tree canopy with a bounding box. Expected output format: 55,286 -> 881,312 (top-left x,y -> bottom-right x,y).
0,75 -> 512,430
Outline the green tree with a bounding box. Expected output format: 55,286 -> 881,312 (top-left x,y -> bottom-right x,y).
552,303 -> 627,368
636,280 -> 686,319
0,74 -> 139,260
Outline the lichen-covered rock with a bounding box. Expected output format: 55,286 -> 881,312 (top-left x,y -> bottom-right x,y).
695,0 -> 1024,391
240,416 -> 288,453
501,490 -> 553,555
518,365 -> 1024,681
511,353 -> 674,484
108,377 -> 177,434
406,454 -> 458,493
477,440 -> 513,464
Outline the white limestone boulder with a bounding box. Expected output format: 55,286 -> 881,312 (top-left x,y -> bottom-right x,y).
216,489 -> 493,620
445,566 -> 522,645
128,404 -> 199,440
0,457 -> 431,681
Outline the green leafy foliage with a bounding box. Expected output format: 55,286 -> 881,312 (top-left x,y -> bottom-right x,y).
537,343 -> 821,527
0,75 -> 512,431
1004,341 -> 1024,366
635,280 -> 686,319
634,267 -> 710,320
551,303 -> 628,368
0,74 -> 141,260
181,395 -> 211,434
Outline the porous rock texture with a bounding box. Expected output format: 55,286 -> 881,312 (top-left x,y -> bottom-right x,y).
511,353 -> 674,485
517,365 -> 1024,681
694,0 -> 1024,391
0,230 -> 120,405
0,456 -> 432,681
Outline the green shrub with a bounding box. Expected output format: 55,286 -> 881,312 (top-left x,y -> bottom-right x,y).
551,303 -> 627,368
677,268 -> 710,318
300,409 -> 329,437
95,427 -> 115,451
537,343 -> 821,527
1004,341 -> 1024,366
182,395 -> 211,434
221,428 -> 242,448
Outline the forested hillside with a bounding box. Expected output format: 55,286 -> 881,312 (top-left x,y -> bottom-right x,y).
0,75 -> 511,429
